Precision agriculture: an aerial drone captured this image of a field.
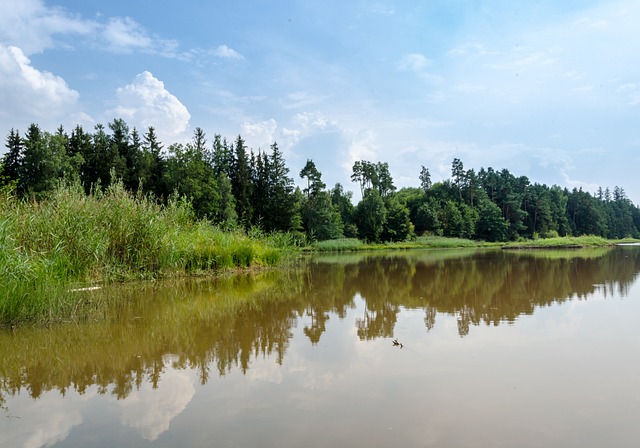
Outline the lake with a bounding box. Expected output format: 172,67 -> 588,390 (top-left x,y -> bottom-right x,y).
1,247 -> 639,447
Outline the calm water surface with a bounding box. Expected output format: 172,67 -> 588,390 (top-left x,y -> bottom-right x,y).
1,247 -> 640,447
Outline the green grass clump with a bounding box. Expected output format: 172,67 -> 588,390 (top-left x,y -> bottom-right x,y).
308,236 -> 479,252
0,180 -> 296,326
503,235 -> 612,249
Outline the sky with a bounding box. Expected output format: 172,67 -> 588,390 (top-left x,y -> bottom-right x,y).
1,0 -> 639,202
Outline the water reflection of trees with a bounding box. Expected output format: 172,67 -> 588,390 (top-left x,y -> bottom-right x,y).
1,247 -> 639,403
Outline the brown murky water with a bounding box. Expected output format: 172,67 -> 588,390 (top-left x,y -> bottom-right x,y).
1,247 -> 640,447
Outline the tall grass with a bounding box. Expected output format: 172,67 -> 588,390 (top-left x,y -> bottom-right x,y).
503,235 -> 612,248
0,180 -> 295,325
309,236 -> 477,252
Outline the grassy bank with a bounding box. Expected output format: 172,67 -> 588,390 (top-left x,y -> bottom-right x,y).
0,181 -> 297,326
308,236 -> 479,252
501,235 -> 620,249
309,235 -> 639,252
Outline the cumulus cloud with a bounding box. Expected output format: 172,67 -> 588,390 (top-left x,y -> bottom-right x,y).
0,0 -> 95,55
118,367 -> 195,441
213,44 -> 245,60
346,129 -> 378,171
241,118 -> 278,149
292,111 -> 331,131
106,71 -> 191,143
0,45 -> 80,128
0,389 -> 88,448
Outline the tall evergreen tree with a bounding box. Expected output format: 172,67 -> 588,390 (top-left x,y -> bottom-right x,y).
419,165 -> 432,192
108,118 -> 137,189
251,150 -> 270,228
211,135 -> 234,177
266,142 -> 296,231
566,188 -> 606,236
90,124 -> 114,188
20,123 -> 51,195
1,129 -> 23,188
231,135 -> 253,226
141,126 -> 168,200
451,158 -> 465,200
69,125 -> 93,192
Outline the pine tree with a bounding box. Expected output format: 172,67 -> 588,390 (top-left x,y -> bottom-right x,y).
231,135 -> 253,226
267,142 -> 296,231
419,165 -> 432,192
1,128 -> 23,188
141,126 -> 168,200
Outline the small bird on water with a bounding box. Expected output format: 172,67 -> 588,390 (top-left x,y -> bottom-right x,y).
392,339 -> 404,349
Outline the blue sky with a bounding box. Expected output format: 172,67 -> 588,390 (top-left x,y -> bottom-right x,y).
1,0 -> 639,202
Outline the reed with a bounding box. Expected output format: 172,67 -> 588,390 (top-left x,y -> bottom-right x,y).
0,180 -> 295,325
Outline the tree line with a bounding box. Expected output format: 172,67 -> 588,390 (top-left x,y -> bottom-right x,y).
2,120 -> 640,242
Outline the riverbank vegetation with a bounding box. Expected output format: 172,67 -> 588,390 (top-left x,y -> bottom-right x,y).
2,120 -> 640,324
0,180 -> 295,325
2,120 -> 640,246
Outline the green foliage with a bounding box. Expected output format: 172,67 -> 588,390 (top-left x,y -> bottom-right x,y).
0,180 -> 296,325
299,160 -> 343,240
355,189 -> 386,242
381,195 -> 414,242
3,122 -> 640,256
165,141 -> 220,220
475,198 -> 509,242
231,135 -> 253,226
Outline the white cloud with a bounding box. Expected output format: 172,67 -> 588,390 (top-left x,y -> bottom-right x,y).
213,44 -> 245,60
118,366 -> 195,441
0,45 -> 80,129
241,118 -> 278,150
106,71 -> 191,143
561,171 -> 600,193
0,389 -> 89,448
102,17 -> 154,53
0,0 -> 95,55
0,0 -> 180,57
281,111 -> 336,149
346,129 -> 378,170
100,17 -> 180,56
292,111 -> 331,131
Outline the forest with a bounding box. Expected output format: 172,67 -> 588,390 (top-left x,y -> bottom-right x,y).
2,119 -> 640,243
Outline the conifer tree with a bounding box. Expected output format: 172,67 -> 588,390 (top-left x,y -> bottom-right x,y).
231,135 -> 253,226
1,128 -> 23,188
141,126 -> 168,200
